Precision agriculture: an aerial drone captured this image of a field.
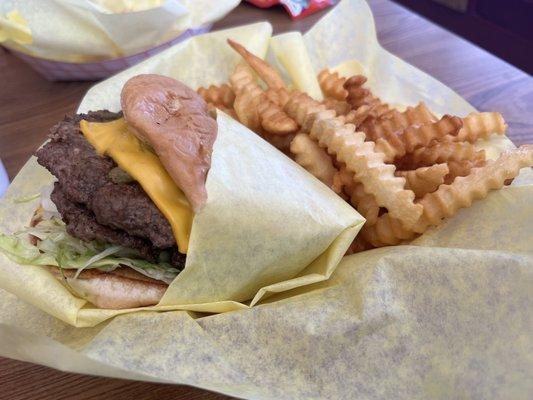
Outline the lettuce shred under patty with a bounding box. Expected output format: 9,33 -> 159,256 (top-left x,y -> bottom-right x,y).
0,218 -> 179,284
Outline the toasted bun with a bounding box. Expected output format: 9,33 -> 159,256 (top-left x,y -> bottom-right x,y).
31,207 -> 168,309
121,74 -> 217,212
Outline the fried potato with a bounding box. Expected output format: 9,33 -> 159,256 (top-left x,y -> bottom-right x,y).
264,132 -> 296,153
197,84 -> 235,109
361,213 -> 417,247
231,65 -> 263,131
398,141 -> 485,169
439,112 -> 507,143
395,163 -> 449,198
227,39 -> 286,90
317,69 -> 348,100
321,98 -> 352,116
284,91 -> 423,229
333,166 -> 380,225
362,102 -> 436,141
230,64 -> 297,135
220,40 -> 532,252
290,133 -> 337,187
444,158 -> 484,184
258,101 -> 298,135
265,88 -> 291,108
413,145 -> 533,232
375,115 -> 462,162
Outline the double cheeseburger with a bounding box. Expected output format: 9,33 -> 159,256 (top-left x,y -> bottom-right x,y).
29,74 -> 217,309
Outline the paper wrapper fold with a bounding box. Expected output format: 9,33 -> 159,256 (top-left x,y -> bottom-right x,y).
0,1 -> 531,398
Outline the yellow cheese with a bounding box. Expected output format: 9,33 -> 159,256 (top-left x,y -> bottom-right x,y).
80,118 -> 192,253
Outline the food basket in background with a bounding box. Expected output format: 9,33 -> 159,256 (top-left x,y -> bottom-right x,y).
0,0 -> 239,81
9,25 -> 210,81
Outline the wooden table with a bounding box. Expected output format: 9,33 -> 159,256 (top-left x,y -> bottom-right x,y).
1,1 -> 532,399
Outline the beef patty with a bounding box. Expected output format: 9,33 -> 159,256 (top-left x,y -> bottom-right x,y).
36,110 -> 186,269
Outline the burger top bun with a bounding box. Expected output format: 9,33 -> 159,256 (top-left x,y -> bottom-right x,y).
121,74 -> 218,212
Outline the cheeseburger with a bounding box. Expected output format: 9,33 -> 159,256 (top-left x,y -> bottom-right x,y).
2,74 -> 217,309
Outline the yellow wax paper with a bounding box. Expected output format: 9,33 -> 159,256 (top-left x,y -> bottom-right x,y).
0,0 -> 532,398
0,0 -> 240,62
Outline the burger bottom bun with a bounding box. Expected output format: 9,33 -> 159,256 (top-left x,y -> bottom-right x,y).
31,206 -> 168,309
47,266 -> 167,309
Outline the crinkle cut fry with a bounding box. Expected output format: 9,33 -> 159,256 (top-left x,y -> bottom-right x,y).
362,102 -> 436,141
413,145 -> 533,232
333,167 -> 380,225
230,64 -> 297,135
290,133 -> 337,187
440,112 -> 507,143
344,75 -> 371,108
227,39 -> 286,90
284,92 -> 423,228
318,69 -> 348,100
395,163 -> 449,198
321,98 -> 351,116
374,115 -> 463,162
265,88 -> 291,108
197,84 -> 235,109
399,141 -> 485,169
354,145 -> 532,247
230,64 -> 263,131
445,159 -> 484,184
361,213 -> 417,247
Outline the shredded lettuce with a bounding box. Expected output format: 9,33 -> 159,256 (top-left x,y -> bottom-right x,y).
0,218 -> 180,284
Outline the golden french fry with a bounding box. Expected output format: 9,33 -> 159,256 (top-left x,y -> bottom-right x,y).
375,115 -> 463,162
317,69 -> 348,100
360,213 -> 417,247
444,158 -> 485,184
321,98 -> 351,116
290,133 -> 338,187
197,84 -> 235,109
412,145 -> 533,233
258,100 -> 299,135
284,92 -> 423,228
227,39 -> 286,90
343,105 -> 373,127
264,131 -> 296,152
230,64 -> 297,135
399,142 -> 485,169
439,112 -> 507,143
283,91 -> 329,128
344,75 -> 370,107
231,65 -> 263,131
395,163 -> 449,198
264,88 -> 291,108
362,102 -> 436,141
458,112 -> 507,141
334,166 -> 380,225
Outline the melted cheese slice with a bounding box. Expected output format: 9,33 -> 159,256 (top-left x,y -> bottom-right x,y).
80,118 -> 192,253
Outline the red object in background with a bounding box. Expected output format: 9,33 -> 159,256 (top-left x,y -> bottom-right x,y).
246,0 -> 334,19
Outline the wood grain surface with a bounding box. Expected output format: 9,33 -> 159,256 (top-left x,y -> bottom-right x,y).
0,1 -> 532,399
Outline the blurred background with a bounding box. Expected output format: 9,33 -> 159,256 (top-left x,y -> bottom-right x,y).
392,0 -> 533,74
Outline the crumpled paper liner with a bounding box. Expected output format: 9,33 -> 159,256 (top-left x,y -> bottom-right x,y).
0,0 -> 531,398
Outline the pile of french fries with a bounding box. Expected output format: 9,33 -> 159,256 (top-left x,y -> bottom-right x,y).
198,40 -> 533,252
